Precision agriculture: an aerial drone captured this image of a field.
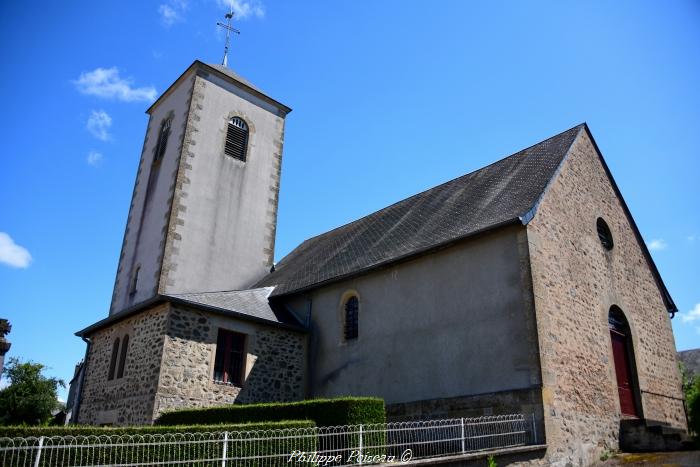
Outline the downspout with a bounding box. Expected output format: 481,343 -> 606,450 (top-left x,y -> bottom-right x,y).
306,296 -> 314,399
71,336 -> 91,424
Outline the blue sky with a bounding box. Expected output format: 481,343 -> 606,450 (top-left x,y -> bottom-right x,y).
0,1 -> 698,399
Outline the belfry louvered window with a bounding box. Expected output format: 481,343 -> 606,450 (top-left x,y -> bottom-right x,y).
225,117 -> 249,161
153,117 -> 171,162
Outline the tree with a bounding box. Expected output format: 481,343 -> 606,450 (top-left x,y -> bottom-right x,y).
680,362 -> 700,443
0,358 -> 65,425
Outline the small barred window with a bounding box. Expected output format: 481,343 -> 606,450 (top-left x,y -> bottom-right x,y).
344,296 -> 359,341
597,218 -> 614,250
213,329 -> 246,386
225,117 -> 249,162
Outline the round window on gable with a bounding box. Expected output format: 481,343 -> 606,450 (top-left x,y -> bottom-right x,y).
597,218 -> 614,250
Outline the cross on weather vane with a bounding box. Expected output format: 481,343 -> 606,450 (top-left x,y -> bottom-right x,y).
217,4 -> 240,68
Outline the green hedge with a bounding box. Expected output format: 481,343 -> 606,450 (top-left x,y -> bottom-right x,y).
0,420 -> 317,467
156,397 -> 386,427
0,419 -> 315,438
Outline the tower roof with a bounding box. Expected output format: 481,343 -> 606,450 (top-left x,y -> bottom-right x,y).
146,61 -> 291,116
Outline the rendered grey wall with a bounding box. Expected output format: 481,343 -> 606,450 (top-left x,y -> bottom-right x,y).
289,225 -> 541,405
161,70 -> 287,295
110,73 -> 195,314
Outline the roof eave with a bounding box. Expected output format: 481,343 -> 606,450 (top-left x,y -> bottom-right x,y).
268,217 -> 524,298
165,295 -> 308,332
75,294 -> 308,338
75,295 -> 167,337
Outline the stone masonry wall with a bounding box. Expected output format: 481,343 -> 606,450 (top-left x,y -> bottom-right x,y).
78,304 -> 169,425
527,129 -> 686,466
153,305 -> 306,419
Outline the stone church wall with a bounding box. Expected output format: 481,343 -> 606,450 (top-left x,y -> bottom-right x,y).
152,304 -> 306,419
77,304 -> 169,425
526,129 -> 686,466
79,303 -> 306,425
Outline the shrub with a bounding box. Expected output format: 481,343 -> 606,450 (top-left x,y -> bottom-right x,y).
156,397 -> 386,427
0,419 -> 315,438
0,420 -> 317,467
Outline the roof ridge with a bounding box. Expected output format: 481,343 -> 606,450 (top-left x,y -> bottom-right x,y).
292,123 -> 585,247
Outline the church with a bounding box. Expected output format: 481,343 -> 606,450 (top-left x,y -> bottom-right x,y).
72,59 -> 687,464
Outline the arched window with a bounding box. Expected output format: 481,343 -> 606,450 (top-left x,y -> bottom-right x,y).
108,337 -> 120,381
224,117 -> 249,162
344,296 -> 359,341
153,117 -> 172,163
597,218 -> 614,250
117,334 -> 129,379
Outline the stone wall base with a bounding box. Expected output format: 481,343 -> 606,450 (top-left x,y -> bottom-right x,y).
386,386 -> 545,444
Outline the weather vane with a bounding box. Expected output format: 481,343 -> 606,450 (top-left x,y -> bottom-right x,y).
217,4 -> 240,68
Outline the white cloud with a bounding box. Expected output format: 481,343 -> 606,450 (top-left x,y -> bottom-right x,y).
681,303 -> 700,323
159,0 -> 188,26
0,232 -> 32,268
217,0 -> 265,19
647,238 -> 667,251
688,235 -> 697,242
86,110 -> 112,141
87,151 -> 104,166
159,4 -> 180,25
73,68 -> 157,102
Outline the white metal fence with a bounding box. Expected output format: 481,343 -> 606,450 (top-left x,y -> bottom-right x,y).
0,414 -> 534,466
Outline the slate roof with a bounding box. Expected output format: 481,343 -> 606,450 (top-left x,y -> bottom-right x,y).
75,288 -> 304,337
165,287 -> 292,325
256,125 -> 584,296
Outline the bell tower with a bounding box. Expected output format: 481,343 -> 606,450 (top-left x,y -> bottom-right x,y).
109,61 -> 291,315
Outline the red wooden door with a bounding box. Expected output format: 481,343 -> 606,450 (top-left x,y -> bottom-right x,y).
611,330 -> 639,417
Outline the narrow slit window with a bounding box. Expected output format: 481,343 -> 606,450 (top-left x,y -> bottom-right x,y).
153,117 -> 172,163
224,117 -> 249,162
213,329 -> 246,386
129,266 -> 140,296
344,296 -> 359,341
116,334 -> 129,379
108,338 -> 120,381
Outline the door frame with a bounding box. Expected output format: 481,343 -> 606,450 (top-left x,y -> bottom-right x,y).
608,306 -> 643,419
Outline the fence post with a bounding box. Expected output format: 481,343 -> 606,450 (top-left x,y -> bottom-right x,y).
358,424 -> 363,465
221,432 -> 228,467
33,436 -> 44,467
531,414 -> 537,444
460,417 -> 466,453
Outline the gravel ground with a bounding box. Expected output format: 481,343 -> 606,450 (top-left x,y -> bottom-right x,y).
596,452 -> 700,466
